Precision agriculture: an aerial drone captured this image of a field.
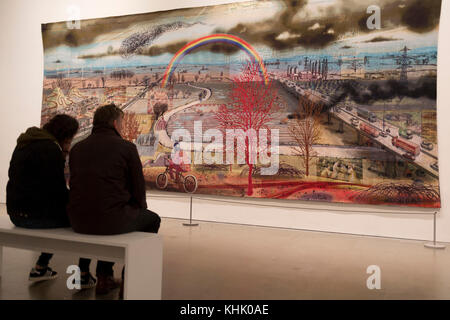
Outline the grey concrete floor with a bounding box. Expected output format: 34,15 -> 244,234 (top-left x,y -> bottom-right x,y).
1,213 -> 450,299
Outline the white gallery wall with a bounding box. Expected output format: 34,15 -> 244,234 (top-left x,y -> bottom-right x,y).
0,0 -> 449,241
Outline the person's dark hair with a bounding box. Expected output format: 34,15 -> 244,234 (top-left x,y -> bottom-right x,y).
43,114 -> 79,145
93,104 -> 124,127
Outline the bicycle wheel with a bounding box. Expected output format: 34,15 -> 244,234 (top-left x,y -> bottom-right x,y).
156,172 -> 168,189
183,175 -> 198,193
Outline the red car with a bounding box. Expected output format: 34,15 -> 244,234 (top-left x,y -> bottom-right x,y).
403,153 -> 416,161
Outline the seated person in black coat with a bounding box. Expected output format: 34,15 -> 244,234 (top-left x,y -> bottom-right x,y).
6,114 -> 95,288
68,104 -> 161,297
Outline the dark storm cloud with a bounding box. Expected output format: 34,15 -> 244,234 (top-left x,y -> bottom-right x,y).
142,41 -> 240,57
244,0 -> 439,49
401,0 -> 442,33
177,0 -> 441,55
48,0 -> 442,58
78,39 -> 226,59
345,0 -> 441,34
326,77 -> 437,111
364,36 -> 401,43
141,41 -> 188,56
78,51 -> 119,59
219,0 -> 337,50
41,5 -> 207,50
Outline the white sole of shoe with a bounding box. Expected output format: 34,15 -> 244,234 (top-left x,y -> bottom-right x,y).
80,283 -> 97,290
29,274 -> 58,282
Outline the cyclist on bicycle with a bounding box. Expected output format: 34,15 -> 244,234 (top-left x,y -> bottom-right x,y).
167,141 -> 188,182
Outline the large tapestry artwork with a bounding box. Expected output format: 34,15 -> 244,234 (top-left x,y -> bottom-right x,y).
41,0 -> 442,207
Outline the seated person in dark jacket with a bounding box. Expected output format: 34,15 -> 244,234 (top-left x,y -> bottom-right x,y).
68,104 -> 161,296
6,115 -> 95,288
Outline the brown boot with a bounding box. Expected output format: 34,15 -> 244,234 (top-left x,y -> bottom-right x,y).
95,275 -> 121,295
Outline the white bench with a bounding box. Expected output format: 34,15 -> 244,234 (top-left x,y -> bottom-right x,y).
0,215 -> 163,300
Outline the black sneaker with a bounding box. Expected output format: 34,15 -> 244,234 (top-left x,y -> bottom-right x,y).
29,267 -> 58,282
78,272 -> 97,290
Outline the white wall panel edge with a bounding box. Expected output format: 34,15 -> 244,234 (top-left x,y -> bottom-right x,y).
146,194 -> 438,242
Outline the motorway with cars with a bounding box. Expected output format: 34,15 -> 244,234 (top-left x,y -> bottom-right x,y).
270,74 -> 439,178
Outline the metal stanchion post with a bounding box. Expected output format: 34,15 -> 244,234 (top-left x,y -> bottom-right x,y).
424,212 -> 445,249
183,196 -> 199,227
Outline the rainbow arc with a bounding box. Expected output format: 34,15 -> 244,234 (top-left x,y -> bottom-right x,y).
161,34 -> 268,88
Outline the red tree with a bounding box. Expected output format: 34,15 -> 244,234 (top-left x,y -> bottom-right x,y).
121,112 -> 140,142
214,62 -> 280,196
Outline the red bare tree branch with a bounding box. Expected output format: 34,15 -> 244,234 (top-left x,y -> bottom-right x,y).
214,61 -> 281,196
